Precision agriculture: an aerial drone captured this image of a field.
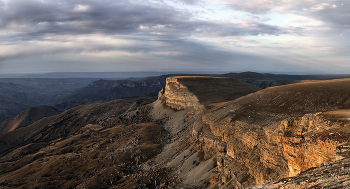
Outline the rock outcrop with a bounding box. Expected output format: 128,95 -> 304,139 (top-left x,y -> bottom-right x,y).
160,76 -> 261,110
160,77 -> 205,111
155,77 -> 350,188
150,76 -> 261,188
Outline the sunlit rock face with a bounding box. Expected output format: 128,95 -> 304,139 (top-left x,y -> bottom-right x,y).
155,77 -> 350,188
190,78 -> 350,188
160,77 -> 205,111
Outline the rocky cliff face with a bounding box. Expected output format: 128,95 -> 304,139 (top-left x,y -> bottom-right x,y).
159,76 -> 261,111
159,77 -> 205,111
155,77 -> 350,189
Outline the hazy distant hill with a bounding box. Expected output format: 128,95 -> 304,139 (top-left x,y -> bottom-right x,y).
0,100 -> 31,122
0,105 -> 61,134
0,72 -> 348,121
48,72 -> 350,111
49,79 -> 165,109
0,72 -> 180,79
0,79 -> 94,121
0,82 -> 46,121
0,78 -> 97,95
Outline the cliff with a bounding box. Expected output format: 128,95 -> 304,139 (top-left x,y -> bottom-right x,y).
195,78 -> 350,188
159,77 -> 205,110
155,77 -> 350,188
159,76 -> 261,110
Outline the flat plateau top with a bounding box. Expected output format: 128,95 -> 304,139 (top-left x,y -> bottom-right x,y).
175,77 -> 261,107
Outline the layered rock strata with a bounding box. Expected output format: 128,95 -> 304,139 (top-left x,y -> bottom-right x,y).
155,77 -> 350,189
159,77 -> 206,111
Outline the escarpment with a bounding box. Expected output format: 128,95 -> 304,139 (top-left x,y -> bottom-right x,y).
155,77 -> 350,188
159,77 -> 205,111
159,76 -> 261,110
151,76 -> 261,188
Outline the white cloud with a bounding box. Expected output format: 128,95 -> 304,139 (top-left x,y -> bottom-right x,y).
286,16 -> 323,27
216,0 -> 274,13
0,0 -> 350,74
73,4 -> 90,12
310,3 -> 330,11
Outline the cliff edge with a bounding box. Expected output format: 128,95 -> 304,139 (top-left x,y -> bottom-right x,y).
159,76 -> 261,110
152,77 -> 350,189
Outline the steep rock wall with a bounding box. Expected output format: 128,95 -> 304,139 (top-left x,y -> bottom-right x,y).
190,79 -> 350,188
159,77 -> 205,111
195,111 -> 350,188
156,77 -> 350,189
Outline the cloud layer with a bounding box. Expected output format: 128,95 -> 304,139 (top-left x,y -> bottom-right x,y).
0,0 -> 349,74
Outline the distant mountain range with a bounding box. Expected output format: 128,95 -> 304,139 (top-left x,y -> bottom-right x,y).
0,78 -> 95,121
0,71 -> 349,125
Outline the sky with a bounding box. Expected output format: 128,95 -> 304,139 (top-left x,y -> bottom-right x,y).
0,0 -> 349,74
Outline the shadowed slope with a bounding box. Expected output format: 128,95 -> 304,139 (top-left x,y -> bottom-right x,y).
0,97 -> 156,155
0,96 -> 175,189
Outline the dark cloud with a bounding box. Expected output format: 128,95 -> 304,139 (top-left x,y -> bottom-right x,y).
0,0 -> 290,41
0,0 -> 296,66
173,0 -> 199,5
1,0 -> 343,74
307,2 -> 350,28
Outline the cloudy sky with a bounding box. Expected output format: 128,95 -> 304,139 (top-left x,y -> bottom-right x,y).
0,0 -> 349,74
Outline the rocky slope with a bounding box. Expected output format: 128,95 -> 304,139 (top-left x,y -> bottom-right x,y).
151,76 -> 350,188
150,76 -> 263,188
0,97 -> 175,188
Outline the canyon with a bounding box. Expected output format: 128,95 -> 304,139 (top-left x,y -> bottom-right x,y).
1,75 -> 350,188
